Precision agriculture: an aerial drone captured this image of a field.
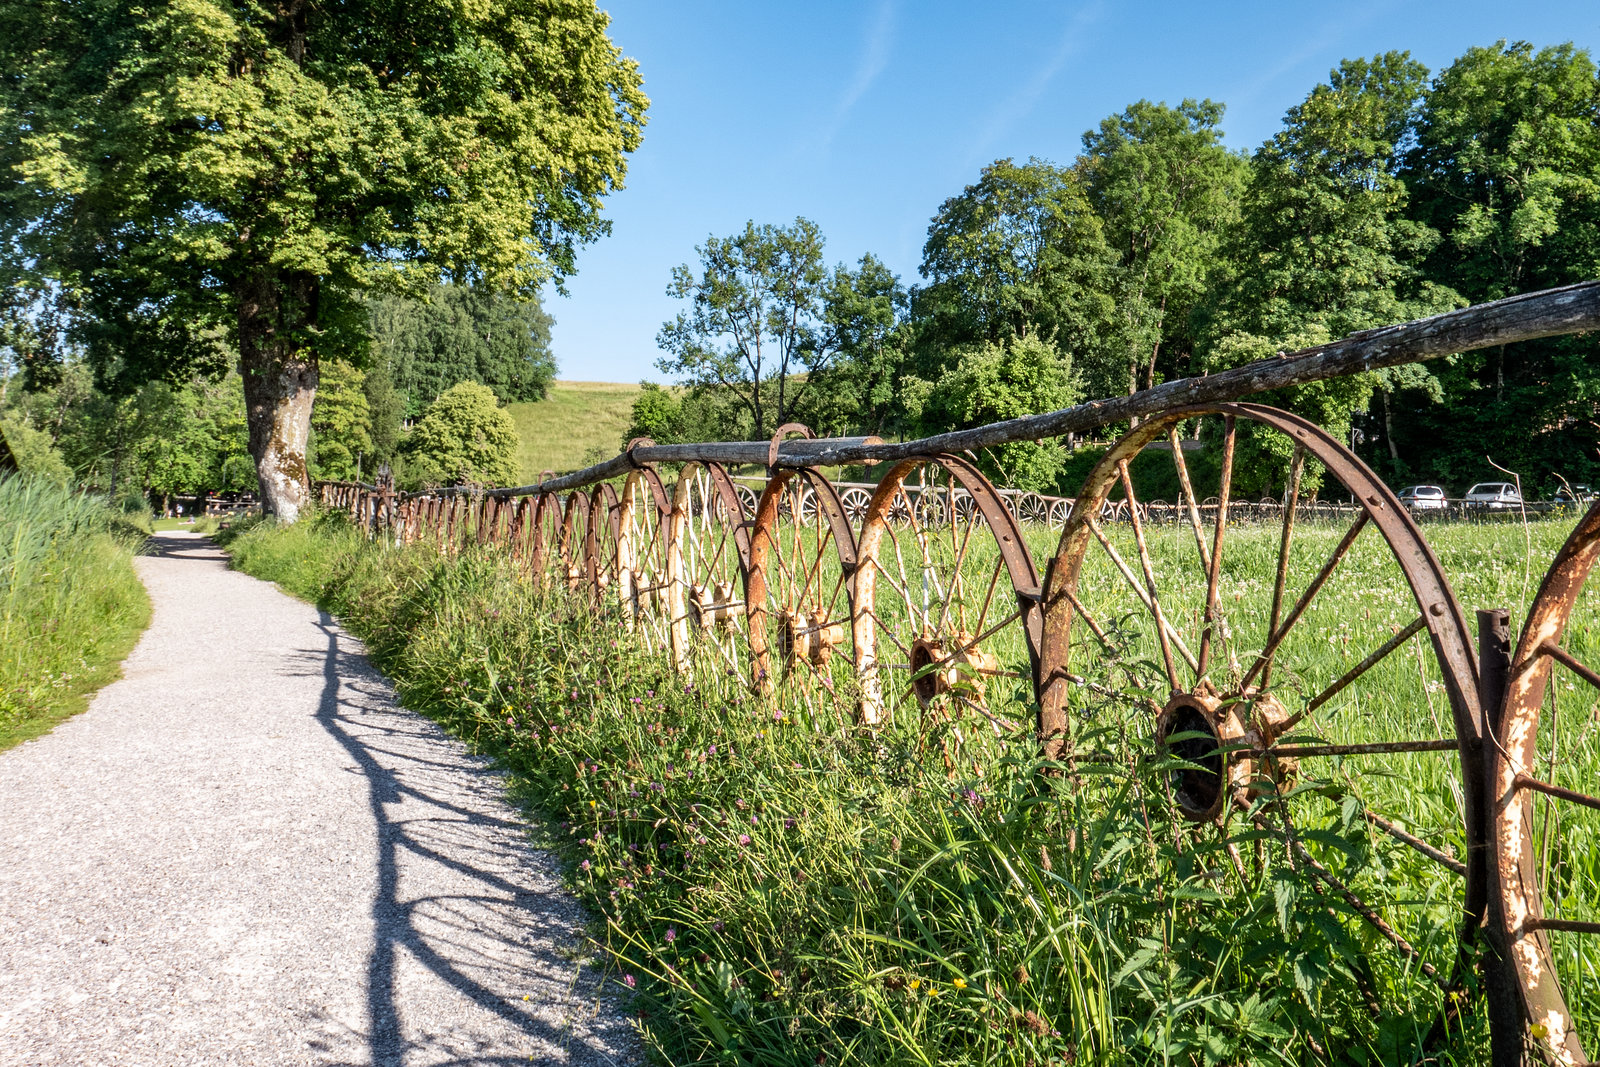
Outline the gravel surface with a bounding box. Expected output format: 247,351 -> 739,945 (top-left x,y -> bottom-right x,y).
0,532 -> 637,1066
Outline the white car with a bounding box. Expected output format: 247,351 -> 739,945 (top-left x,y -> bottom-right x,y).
1397,485 -> 1448,511
1465,482 -> 1523,510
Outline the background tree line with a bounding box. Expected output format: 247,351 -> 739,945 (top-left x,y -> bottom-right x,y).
637,41 -> 1600,497
0,282 -> 554,497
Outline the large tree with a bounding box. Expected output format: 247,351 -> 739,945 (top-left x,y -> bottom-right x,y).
916,157 -> 1111,365
1078,100 -> 1245,399
1199,52 -> 1460,479
1,0 -> 645,520
1395,41 -> 1600,489
656,219 -> 890,441
368,283 -> 558,415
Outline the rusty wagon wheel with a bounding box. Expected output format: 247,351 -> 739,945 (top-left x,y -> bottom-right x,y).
528,492 -> 580,591
852,454 -> 1043,736
665,462 -> 751,676
616,467 -> 672,649
1491,499 -> 1600,1064
584,483 -> 621,608
746,468 -> 859,696
1037,402 -> 1487,1029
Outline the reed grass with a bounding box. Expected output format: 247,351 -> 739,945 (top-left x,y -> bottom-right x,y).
0,475 -> 151,750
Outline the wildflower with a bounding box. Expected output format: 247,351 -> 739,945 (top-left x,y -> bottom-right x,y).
708,745 -> 717,755
750,815 -> 758,825
623,974 -> 636,989
953,977 -> 967,989
738,834 -> 751,846
665,928 -> 676,944
784,818 -> 795,830
908,978 -> 920,992
772,709 -> 783,722
928,985 -> 941,998
712,921 -> 725,932
580,859 -> 591,871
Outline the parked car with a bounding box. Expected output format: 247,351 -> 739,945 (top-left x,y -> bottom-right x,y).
1465,482 -> 1523,510
1397,485 -> 1448,511
1553,484 -> 1595,506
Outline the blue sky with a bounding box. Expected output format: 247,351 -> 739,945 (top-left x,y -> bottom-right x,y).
548,1 -> 1600,384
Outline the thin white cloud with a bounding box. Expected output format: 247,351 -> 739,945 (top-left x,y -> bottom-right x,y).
971,1 -> 1106,160
1221,0 -> 1394,140
816,0 -> 897,150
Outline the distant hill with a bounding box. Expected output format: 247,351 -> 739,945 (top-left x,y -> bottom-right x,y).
504,381 -> 642,483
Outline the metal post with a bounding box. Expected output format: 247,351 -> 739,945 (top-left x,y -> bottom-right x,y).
1478,608 -> 1526,1067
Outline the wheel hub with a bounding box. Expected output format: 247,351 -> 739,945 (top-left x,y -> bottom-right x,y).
1154,682 -> 1295,822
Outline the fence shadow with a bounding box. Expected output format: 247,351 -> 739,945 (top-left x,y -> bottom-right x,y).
299,612 -> 629,1067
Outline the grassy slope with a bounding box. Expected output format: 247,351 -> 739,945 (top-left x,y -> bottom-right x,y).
0,481 -> 152,752
505,380 -> 642,483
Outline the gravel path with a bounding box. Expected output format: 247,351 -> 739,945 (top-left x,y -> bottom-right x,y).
0,532 -> 637,1067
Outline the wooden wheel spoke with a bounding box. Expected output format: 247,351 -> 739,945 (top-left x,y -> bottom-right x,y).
1117,459 -> 1180,690
1363,811 -> 1468,876
1086,516 -> 1199,674
1278,615 -> 1428,735
1240,511 -> 1371,693
1541,640 -> 1600,692
1197,416 -> 1236,679
1169,427 -> 1212,573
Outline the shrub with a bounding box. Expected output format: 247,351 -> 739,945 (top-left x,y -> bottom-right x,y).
400,381 -> 520,488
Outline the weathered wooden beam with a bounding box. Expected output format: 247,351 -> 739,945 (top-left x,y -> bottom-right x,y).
418,279 -> 1600,500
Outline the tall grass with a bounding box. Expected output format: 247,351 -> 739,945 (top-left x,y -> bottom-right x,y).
222,511 -> 1598,1065
0,475 -> 151,749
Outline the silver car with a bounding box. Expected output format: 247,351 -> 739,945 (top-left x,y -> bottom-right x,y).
1465,482 -> 1523,510
1397,485 -> 1448,511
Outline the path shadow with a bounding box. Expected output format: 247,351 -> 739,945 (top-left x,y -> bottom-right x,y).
143,532 -> 223,560
299,613 -> 628,1067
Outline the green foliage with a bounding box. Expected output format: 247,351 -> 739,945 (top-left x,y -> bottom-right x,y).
368,283 -> 559,415
3,362 -> 254,495
1079,99 -> 1246,397
917,157 -> 1111,359
0,475 -> 150,748
362,359 -> 405,466
2,0 -> 644,517
400,381 -> 519,488
658,218 -> 893,441
930,333 -> 1082,490
1386,41 -> 1600,491
224,518 -> 1580,1063
0,417 -> 71,484
308,359 -> 373,482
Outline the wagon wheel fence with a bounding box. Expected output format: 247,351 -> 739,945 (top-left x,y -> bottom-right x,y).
318,281 -> 1600,1065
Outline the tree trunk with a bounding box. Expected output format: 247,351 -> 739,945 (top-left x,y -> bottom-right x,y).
238,270 -> 318,522
1382,391 -> 1400,464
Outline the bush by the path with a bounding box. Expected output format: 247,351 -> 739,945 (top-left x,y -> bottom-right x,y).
222,511 -> 1508,1066
0,476 -> 150,749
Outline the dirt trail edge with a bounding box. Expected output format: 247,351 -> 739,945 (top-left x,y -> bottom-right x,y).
0,532 -> 637,1067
